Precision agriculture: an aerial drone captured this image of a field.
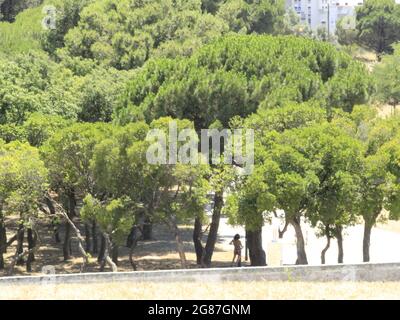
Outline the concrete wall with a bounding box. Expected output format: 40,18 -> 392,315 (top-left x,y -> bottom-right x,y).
1,263 -> 399,286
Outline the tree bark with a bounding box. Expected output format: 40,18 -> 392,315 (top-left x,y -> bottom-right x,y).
321,226 -> 331,265
128,227 -> 140,271
363,222 -> 373,263
142,217 -> 153,240
26,228 -> 37,272
246,228 -> 266,266
193,216 -> 204,265
46,196 -> 60,243
84,223 -> 91,253
202,191 -> 223,267
47,195 -> 89,272
363,212 -> 379,263
63,192 -> 76,261
100,233 -> 117,272
290,215 -> 308,265
279,220 -> 289,239
92,220 -> 98,254
111,243 -> 119,266
335,225 -> 344,264
16,224 -> 25,265
8,237 -> 40,276
0,217 -> 6,270
170,218 -> 187,269
98,234 -> 106,263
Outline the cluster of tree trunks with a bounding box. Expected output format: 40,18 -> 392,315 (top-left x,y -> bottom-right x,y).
192,191 -> 223,268
0,192 -> 382,274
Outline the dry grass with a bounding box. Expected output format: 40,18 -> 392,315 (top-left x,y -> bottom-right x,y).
0,281 -> 399,300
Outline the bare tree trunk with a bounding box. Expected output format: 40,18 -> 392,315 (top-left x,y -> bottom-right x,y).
0,216 -> 6,270
363,222 -> 373,263
8,241 -> 40,276
290,215 -> 308,265
48,196 -> 89,272
63,192 -> 76,261
16,224 -> 25,265
321,227 -> 331,265
92,220 -> 98,254
98,234 -> 105,263
111,243 -> 119,266
142,214 -> 153,240
363,212 -> 379,263
46,196 -> 60,243
129,244 -> 137,271
128,227 -> 140,271
193,216 -> 204,265
279,220 -> 290,239
84,223 -> 91,253
100,233 -> 117,272
167,215 -> 187,269
335,225 -> 344,264
202,191 -> 223,267
26,228 -> 37,272
246,228 -> 266,266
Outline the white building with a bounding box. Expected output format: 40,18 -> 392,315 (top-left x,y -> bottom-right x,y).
286,0 -> 363,34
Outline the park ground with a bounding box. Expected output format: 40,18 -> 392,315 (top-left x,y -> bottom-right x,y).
0,281 -> 399,300
2,212 -> 400,277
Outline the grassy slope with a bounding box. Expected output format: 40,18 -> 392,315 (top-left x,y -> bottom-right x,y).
0,0 -> 59,54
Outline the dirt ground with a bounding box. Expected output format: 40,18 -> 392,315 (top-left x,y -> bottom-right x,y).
0,215 -> 245,277
0,281 -> 399,300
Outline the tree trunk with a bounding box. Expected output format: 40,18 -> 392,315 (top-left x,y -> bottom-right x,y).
142,217 -> 153,240
193,216 -> 204,265
246,228 -> 266,266
16,224 -> 25,265
45,194 -> 89,272
279,220 -> 289,239
84,223 -> 91,253
46,196 -> 60,243
100,233 -> 117,272
363,222 -> 373,263
63,192 -> 76,261
26,228 -> 37,272
202,191 -> 223,267
321,226 -> 331,265
92,220 -> 98,254
290,215 -> 308,265
63,222 -> 72,261
0,217 -> 6,270
128,227 -> 140,271
336,225 -> 344,264
111,243 -> 119,266
98,234 -> 105,263
167,216 -> 187,269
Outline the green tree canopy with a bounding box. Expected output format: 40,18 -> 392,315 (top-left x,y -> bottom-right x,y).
373,43 -> 400,110
356,0 -> 400,55
116,35 -> 373,128
59,0 -> 229,70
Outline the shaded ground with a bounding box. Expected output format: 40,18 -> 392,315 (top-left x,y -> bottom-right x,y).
1,215 -> 245,277
0,281 -> 399,300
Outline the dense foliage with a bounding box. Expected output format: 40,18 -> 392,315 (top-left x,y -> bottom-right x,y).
117,35 -> 372,128
0,0 -> 398,275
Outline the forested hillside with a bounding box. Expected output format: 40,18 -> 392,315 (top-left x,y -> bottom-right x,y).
0,0 -> 399,276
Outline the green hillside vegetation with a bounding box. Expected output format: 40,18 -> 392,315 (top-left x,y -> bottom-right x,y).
0,0 -> 399,276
